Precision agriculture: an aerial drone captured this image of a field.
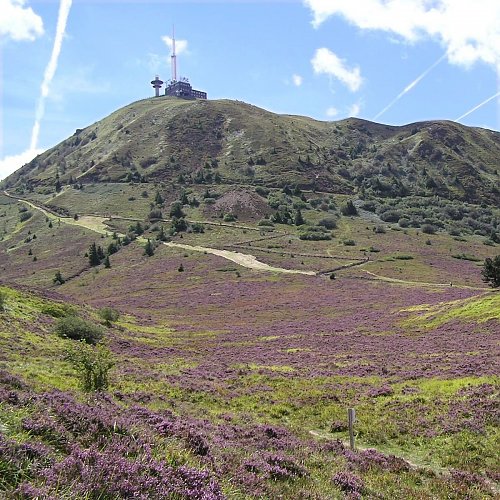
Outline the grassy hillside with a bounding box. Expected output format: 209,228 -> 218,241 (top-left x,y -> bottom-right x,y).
2,98 -> 499,206
0,278 -> 498,498
0,97 -> 499,498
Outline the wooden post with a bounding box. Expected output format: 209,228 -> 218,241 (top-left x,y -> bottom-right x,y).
348,408 -> 356,450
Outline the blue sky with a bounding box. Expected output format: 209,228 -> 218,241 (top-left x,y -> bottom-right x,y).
1,0 -> 499,180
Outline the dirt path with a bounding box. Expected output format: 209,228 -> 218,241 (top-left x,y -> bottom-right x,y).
361,269 -> 489,290
164,242 -> 316,275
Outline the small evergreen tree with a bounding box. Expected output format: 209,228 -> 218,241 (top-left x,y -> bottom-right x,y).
53,270 -> 65,285
144,239 -> 155,257
154,191 -> 164,206
88,243 -> 100,266
170,201 -> 185,218
482,255 -> 500,288
104,255 -> 111,268
295,209 -> 305,226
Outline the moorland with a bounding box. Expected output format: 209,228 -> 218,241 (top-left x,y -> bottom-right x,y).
0,97 -> 499,499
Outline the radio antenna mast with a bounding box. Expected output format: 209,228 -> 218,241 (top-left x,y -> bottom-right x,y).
171,25 -> 177,82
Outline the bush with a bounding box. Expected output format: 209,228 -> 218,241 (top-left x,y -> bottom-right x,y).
98,307 -> 120,327
19,211 -> 33,222
0,290 -> 6,312
422,224 -> 437,234
65,342 -> 114,391
343,239 -> 356,246
317,217 -> 338,230
340,200 -> 358,216
54,316 -> 104,345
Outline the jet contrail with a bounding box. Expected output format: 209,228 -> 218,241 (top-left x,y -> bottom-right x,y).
373,54 -> 446,121
455,90 -> 500,123
30,0 -> 73,150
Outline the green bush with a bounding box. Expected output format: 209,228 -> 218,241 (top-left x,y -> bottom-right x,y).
343,239 -> 356,246
54,316 -> 104,344
19,211 -> 33,222
481,255 -> 500,288
65,342 -> 114,391
421,224 -> 437,234
98,307 -> 120,327
317,217 -> 338,230
340,200 -> 358,216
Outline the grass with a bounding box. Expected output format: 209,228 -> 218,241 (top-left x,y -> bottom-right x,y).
400,292 -> 500,328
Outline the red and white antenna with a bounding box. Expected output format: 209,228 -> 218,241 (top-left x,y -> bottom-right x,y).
171,25 -> 177,82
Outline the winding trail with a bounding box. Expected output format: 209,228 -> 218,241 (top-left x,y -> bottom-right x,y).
3,190 -> 490,288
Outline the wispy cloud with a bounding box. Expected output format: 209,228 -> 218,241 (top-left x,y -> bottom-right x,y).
373,53 -> 446,121
304,0 -> 500,69
455,90 -> 500,123
0,0 -> 44,42
30,0 -> 72,150
311,48 -> 362,92
292,74 -> 303,87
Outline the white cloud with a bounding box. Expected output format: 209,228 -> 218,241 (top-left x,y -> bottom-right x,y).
311,48 -> 362,92
348,102 -> 361,117
0,0 -> 44,42
292,74 -> 303,86
304,0 -> 500,68
326,106 -> 339,117
161,35 -> 188,56
30,0 -> 72,151
0,148 -> 44,181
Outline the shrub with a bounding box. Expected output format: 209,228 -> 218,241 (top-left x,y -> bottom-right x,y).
54,316 -> 104,345
343,239 -> 356,246
170,201 -> 185,218
65,342 -> 114,391
374,225 -> 386,234
98,307 -> 119,327
398,217 -> 410,228
340,200 -> 358,216
223,213 -> 236,222
422,224 -> 437,234
148,209 -> 163,221
19,211 -> 33,222
317,217 -> 338,230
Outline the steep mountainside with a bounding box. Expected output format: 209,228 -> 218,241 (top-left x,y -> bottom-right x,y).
2,98 -> 499,205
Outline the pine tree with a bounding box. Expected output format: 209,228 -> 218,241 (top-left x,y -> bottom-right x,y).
482,256 -> 500,288
144,239 -> 154,257
155,191 -> 164,206
295,209 -> 305,226
104,255 -> 111,268
53,270 -> 65,284
88,243 -> 100,266
97,245 -> 105,260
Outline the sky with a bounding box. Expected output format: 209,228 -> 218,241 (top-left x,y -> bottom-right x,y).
1,0 -> 499,180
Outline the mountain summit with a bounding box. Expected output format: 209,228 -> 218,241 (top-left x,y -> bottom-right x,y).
2,98 -> 499,205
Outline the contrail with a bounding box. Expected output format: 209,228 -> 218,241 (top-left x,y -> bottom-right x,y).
455,90 -> 500,122
373,54 -> 446,121
30,0 -> 73,150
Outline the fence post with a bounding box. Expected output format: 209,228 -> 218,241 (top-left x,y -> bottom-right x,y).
348,408 -> 356,450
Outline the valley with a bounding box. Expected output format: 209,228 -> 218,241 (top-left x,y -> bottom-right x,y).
0,98 -> 498,499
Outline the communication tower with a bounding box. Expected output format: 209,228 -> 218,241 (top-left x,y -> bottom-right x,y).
150,75 -> 163,97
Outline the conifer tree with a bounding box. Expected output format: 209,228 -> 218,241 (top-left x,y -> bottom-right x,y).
88,243 -> 100,266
